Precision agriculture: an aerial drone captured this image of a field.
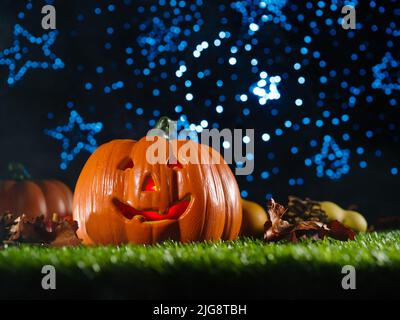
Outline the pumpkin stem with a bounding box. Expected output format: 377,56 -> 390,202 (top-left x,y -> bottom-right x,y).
151,116 -> 175,140
8,162 -> 31,180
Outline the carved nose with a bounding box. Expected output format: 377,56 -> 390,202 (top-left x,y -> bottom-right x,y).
143,175 -> 158,192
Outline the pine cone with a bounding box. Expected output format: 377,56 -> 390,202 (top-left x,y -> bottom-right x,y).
286,196 -> 329,225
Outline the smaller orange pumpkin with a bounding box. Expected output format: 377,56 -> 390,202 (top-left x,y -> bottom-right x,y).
0,163 -> 73,220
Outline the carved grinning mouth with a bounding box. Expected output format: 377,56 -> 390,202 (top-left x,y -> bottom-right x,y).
113,196 -> 191,221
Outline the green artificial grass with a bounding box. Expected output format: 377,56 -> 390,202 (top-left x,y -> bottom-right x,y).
1,231 -> 400,299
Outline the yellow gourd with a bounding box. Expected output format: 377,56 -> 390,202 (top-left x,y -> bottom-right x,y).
240,199 -> 268,238
319,201 -> 367,232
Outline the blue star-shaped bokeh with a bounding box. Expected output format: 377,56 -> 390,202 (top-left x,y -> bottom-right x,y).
0,24 -> 64,85
136,1 -> 204,68
231,0 -> 291,34
372,52 -> 400,95
306,135 -> 350,180
44,110 -> 103,170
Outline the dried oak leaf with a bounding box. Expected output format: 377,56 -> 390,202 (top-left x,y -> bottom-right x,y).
8,215 -> 52,243
0,212 -> 16,242
50,219 -> 81,247
264,199 -> 355,243
290,221 -> 329,242
327,220 -> 356,241
6,213 -> 81,246
264,199 -> 293,242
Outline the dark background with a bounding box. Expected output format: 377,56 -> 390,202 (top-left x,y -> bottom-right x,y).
0,0 -> 399,221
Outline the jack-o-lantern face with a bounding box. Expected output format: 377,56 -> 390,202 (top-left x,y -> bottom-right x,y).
73,136 -> 242,245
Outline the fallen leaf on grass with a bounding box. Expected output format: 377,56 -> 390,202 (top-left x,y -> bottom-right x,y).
264,199 -> 292,242
51,220 -> 81,247
264,199 -> 355,243
290,221 -> 329,242
327,220 -> 356,241
2,213 -> 81,247
0,212 -> 15,242
9,215 -> 53,243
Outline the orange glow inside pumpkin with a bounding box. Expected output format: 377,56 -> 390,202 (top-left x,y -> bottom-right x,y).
113,198 -> 190,221
142,175 -> 158,192
114,170 -> 190,222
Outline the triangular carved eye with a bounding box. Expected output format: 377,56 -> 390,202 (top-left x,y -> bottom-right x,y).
143,175 -> 158,192
118,157 -> 134,171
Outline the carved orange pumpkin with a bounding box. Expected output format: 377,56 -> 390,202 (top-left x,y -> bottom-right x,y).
73,120 -> 242,245
0,163 -> 73,220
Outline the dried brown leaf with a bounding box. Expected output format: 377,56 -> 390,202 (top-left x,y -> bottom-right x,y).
327,220 -> 356,241
264,199 -> 293,242
3,213 -> 81,246
0,212 -> 16,242
8,215 -> 53,243
51,219 -> 81,247
290,221 -> 329,242
264,199 -> 356,243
